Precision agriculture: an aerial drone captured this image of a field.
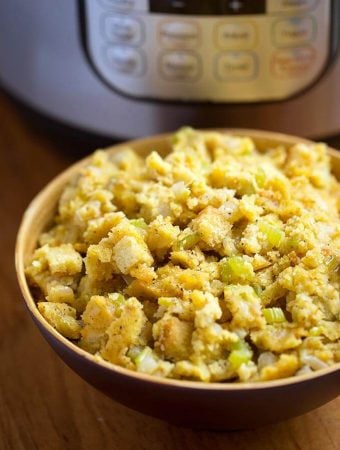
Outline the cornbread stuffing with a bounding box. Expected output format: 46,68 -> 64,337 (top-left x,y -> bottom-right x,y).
26,128 -> 340,382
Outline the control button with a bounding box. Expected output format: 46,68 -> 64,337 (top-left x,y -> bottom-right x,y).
99,0 -> 148,12
103,15 -> 143,44
150,0 -> 265,15
160,51 -> 201,81
215,51 -> 257,81
271,46 -> 316,78
215,22 -> 256,50
273,16 -> 315,47
223,0 -> 266,15
268,0 -> 318,14
159,21 -> 200,49
106,46 -> 145,76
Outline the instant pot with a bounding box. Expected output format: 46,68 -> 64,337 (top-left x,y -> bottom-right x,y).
0,0 -> 340,139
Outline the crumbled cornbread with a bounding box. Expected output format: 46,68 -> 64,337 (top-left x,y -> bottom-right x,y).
26,128 -> 340,382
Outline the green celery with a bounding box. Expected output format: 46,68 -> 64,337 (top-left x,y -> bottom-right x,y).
220,256 -> 254,283
130,218 -> 147,229
263,307 -> 286,324
175,232 -> 200,251
228,340 -> 253,370
259,222 -> 284,248
255,167 -> 267,188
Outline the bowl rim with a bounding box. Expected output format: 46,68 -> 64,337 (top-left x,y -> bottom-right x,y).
15,128 -> 340,391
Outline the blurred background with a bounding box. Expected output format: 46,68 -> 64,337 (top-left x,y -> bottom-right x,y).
2,0 -> 340,143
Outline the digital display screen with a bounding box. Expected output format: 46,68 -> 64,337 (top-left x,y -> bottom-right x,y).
149,0 -> 266,15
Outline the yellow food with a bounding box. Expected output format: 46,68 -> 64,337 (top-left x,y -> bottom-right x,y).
26,128 -> 340,382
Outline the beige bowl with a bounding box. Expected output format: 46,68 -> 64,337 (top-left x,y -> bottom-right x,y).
15,130 -> 340,430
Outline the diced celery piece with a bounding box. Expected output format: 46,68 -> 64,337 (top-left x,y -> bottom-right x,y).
230,339 -> 248,352
243,138 -> 255,155
228,340 -> 253,370
220,256 -> 254,283
263,307 -> 286,324
255,167 -> 267,188
309,326 -> 324,336
287,236 -> 300,249
259,222 -> 284,248
127,346 -> 143,361
158,297 -> 174,308
175,232 -> 200,251
131,347 -> 150,365
228,350 -> 252,369
107,293 -> 125,318
181,232 -> 200,249
201,161 -> 209,171
239,181 -> 256,196
108,293 -> 125,305
130,218 -> 147,229
253,285 -> 262,296
285,236 -> 300,251
172,126 -> 195,144
116,293 -> 125,304
326,255 -> 339,273
172,134 -> 180,145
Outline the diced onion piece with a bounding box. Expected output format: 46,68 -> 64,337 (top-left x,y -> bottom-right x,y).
257,352 -> 277,371
127,345 -> 143,361
300,352 -> 328,370
134,347 -> 159,373
295,365 -> 313,376
107,293 -> 125,317
108,293 -> 125,305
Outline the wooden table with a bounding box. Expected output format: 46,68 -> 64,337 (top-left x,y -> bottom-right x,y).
1,90 -> 339,450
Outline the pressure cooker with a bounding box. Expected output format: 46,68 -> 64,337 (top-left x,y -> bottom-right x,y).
0,0 -> 339,139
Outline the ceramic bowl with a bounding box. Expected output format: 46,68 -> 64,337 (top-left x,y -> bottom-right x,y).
15,130 -> 340,430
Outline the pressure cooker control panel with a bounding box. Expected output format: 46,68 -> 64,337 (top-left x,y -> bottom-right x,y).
83,0 -> 333,102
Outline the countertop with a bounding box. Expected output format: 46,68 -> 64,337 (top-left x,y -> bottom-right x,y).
1,91 -> 339,450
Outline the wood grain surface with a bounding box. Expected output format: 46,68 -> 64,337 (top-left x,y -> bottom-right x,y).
0,90 -> 339,450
